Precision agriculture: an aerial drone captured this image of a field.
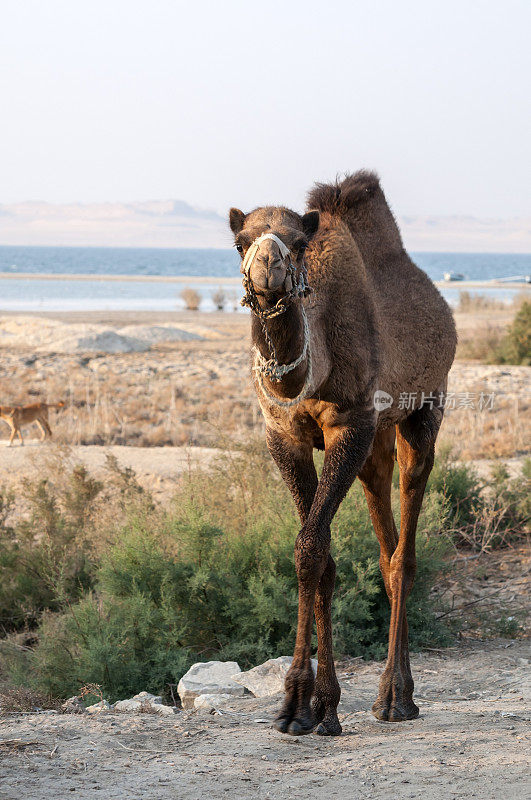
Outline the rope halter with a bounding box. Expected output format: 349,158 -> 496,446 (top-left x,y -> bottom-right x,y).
240,232 -> 312,319
239,231 -> 314,408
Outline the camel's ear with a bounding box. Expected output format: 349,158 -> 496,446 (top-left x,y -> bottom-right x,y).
302,210 -> 319,240
229,208 -> 246,235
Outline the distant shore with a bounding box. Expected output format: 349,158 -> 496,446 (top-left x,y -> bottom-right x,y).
0,271 -> 241,284
0,271 -> 529,290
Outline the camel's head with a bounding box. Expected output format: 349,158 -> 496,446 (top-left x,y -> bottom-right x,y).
228,206 -> 319,299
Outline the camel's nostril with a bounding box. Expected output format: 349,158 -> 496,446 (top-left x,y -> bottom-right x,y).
266,265 -> 286,291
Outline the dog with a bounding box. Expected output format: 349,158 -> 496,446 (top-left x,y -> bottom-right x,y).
0,401 -> 65,446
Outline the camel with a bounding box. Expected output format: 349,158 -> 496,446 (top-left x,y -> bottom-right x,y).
229,170 -> 457,736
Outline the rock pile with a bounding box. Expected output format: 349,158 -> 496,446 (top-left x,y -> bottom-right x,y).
177,661 -> 244,709
59,656 -> 307,716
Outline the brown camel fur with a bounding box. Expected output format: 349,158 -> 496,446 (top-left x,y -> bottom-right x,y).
0,401 -> 65,445
229,170 -> 457,736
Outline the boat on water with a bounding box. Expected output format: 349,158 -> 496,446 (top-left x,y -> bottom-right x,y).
443,271 -> 466,282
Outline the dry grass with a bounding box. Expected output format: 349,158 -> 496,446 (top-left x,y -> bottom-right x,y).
441,392 -> 530,460
0,342 -> 259,448
457,291 -> 507,313
0,309 -> 528,459
456,324 -> 506,361
0,685 -> 61,713
455,292 -> 530,362
212,288 -> 226,311
180,288 -> 201,311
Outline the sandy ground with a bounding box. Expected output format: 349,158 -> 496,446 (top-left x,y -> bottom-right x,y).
0,640 -> 529,800
0,442 -> 220,503
0,442 -> 526,508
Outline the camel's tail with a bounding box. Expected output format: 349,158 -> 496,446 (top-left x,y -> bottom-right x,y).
306,170 -> 382,220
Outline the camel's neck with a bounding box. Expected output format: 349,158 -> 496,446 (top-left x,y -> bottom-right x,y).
251,301 -> 309,399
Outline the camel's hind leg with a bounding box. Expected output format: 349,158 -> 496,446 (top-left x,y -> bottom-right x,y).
359,427 -> 414,719
373,401 -> 443,722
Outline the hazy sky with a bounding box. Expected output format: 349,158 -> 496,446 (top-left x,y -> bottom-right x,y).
1,1 -> 529,217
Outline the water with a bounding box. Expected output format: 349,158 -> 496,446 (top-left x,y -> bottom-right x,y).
0,246 -> 529,312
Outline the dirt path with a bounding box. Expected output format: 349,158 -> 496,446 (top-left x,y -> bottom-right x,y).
0,442 -> 221,503
0,442 -> 525,508
0,640 -> 529,800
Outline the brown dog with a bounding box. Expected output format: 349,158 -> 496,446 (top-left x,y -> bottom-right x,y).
0,401 -> 65,446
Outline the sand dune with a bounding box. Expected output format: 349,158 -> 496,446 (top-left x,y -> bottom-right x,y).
0,316 -> 224,353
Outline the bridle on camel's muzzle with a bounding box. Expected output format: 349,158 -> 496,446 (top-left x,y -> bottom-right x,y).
239,232 -> 314,408
240,232 -> 312,320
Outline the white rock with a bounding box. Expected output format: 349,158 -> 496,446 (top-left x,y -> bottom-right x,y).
132,691 -> 163,704
193,693 -> 235,711
86,699 -> 111,714
113,692 -> 175,715
61,696 -> 86,714
231,656 -> 318,698
177,661 -> 243,709
113,699 -> 142,712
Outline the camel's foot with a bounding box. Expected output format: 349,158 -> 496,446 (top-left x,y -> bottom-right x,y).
273,709 -> 314,736
273,665 -> 314,736
314,714 -> 342,736
372,696 -> 419,721
311,688 -> 342,736
372,666 -> 418,721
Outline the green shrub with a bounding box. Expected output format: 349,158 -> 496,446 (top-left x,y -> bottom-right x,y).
427,446 -> 482,528
2,447 -> 525,701
493,301 -> 531,365
5,449 -> 452,700
0,467 -> 101,630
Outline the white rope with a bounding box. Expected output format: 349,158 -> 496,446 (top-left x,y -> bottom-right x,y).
253,303 -> 313,409
241,230 -> 314,409
240,233 -> 290,276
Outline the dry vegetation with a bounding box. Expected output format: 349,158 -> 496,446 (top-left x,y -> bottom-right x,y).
0,301 -> 529,459
455,291 -> 529,362
180,287 -> 201,311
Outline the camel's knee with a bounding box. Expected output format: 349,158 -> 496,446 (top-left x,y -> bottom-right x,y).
389,551 -> 417,597
400,404 -> 442,453
294,527 -> 329,584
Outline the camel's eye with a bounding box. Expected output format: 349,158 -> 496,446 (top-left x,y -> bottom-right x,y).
293,239 -> 306,258
235,244 -> 244,256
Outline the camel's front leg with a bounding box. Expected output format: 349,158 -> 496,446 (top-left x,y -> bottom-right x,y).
273,419 -> 375,736
312,553 -> 342,735
267,431 -> 354,734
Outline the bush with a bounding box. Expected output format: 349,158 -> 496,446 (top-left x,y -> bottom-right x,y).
457,291 -> 505,312
212,288 -> 226,311
180,287 -> 201,311
427,447 -> 482,528
1,447 -> 527,701
0,466 -> 101,630
493,300 -> 531,365
427,448 -> 529,551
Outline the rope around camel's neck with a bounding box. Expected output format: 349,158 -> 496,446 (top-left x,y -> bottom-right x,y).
240,232 -> 313,409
